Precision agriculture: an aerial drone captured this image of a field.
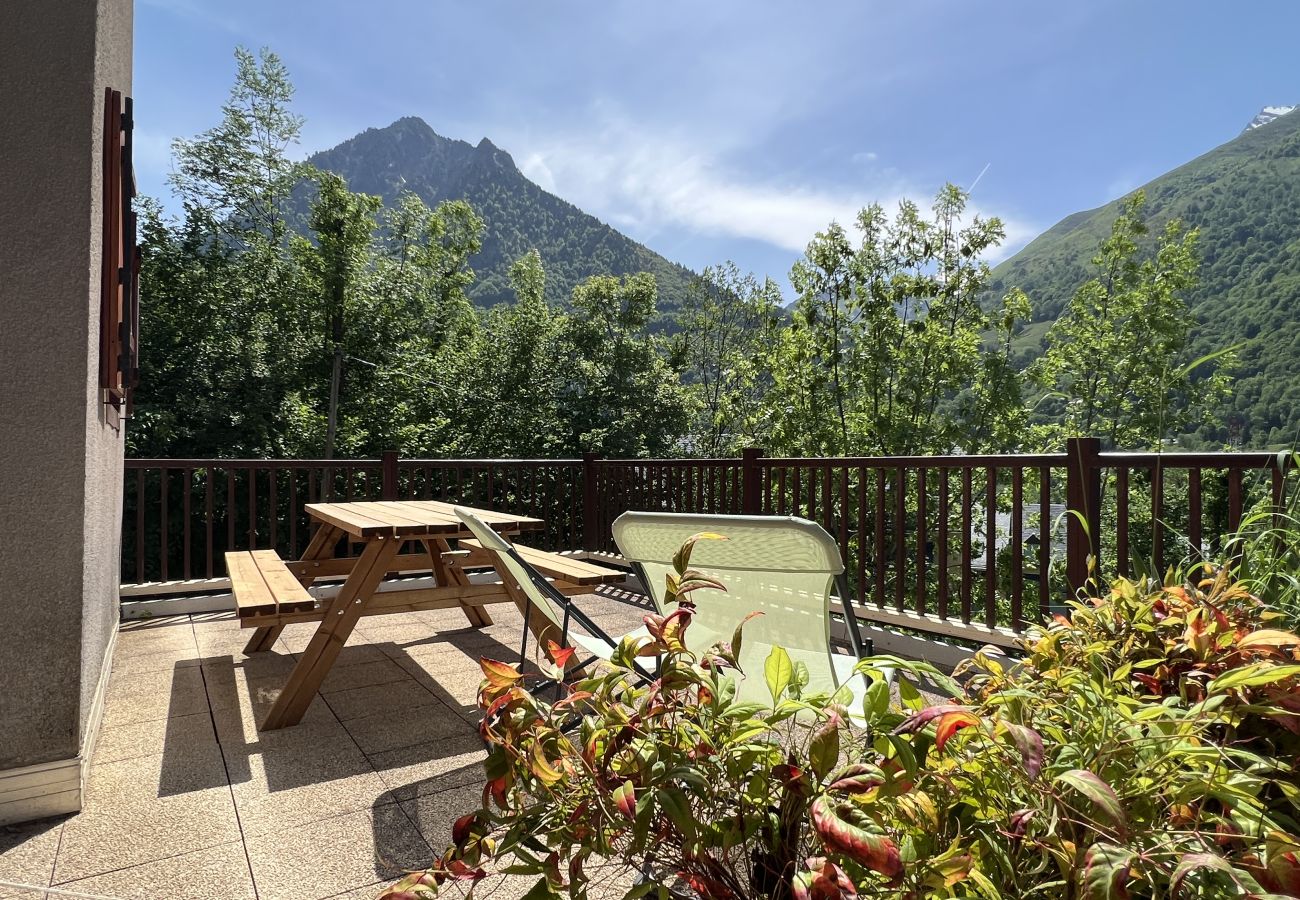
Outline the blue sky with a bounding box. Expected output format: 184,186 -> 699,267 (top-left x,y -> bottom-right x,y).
135,0 -> 1300,291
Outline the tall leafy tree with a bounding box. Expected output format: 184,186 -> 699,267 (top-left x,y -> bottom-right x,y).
676,263 -> 782,456
459,250 -> 566,457
306,173 -> 382,460
133,48 -> 314,457
764,185 -> 1022,456
557,273 -> 691,457
1032,192 -> 1233,449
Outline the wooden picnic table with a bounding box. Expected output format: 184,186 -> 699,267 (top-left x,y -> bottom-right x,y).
231,500 -> 620,731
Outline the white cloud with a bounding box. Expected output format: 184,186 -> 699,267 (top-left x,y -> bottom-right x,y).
505,119 -> 1036,263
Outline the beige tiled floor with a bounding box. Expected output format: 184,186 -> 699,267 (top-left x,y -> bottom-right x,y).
0,586 -> 650,900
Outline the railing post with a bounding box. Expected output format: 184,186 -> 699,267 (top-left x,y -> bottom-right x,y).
381,450 -> 399,501
1065,437 -> 1102,598
741,447 -> 764,515
582,453 -> 600,552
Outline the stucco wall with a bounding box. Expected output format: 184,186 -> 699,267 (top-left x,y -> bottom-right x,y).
0,0 -> 131,773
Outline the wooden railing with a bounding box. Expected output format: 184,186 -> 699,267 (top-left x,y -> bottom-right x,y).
122,441 -> 1296,642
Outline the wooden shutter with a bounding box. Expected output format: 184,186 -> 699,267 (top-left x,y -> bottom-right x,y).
99,88 -> 138,422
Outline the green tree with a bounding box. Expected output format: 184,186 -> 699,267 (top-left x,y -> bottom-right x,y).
557,273 -> 691,457
676,263 -> 781,456
306,173 -> 382,461
459,250 -> 567,457
765,185 -> 1022,456
1032,192 -> 1233,449
133,47 -> 315,457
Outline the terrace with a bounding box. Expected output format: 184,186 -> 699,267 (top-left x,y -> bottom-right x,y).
4,443 -> 1295,898
1,594 -> 646,900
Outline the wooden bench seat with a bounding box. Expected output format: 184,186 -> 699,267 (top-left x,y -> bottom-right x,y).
457,541 -> 625,586
225,550 -> 316,619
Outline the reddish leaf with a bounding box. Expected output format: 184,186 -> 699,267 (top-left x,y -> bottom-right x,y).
545,640 -> 577,670
1007,808 -> 1036,842
894,704 -> 975,735
1001,723 -> 1045,781
444,859 -> 487,882
613,779 -> 636,819
827,763 -> 886,796
801,856 -> 858,900
451,812 -> 477,847
681,872 -> 736,900
480,658 -> 523,689
484,775 -> 508,808
934,710 -> 981,752
810,796 -> 902,879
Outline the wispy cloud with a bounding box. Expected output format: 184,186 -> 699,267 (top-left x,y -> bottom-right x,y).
513,117 -> 1036,264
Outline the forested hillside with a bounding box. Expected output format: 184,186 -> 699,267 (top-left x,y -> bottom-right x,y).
990,109 -> 1300,448
307,117 -> 696,318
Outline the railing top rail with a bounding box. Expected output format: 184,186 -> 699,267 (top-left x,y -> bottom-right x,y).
761,453 -> 1067,467
1098,451 -> 1296,469
126,458 -> 383,468
397,458 -> 584,466
596,458 -> 742,467
125,457 -> 585,468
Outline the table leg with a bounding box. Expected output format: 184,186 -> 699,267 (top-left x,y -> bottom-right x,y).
425,538 -> 493,628
259,535 -> 400,730
242,523 -> 342,655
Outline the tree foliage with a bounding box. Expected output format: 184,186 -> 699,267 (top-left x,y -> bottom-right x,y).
1032,192 -> 1233,450
133,45 -> 1242,464
758,186 -> 1025,456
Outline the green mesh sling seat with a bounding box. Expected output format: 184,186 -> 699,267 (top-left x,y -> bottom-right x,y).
453,507 -> 652,677
612,512 -> 873,707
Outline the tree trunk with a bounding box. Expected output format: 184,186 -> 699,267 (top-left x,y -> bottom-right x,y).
323,344 -> 342,500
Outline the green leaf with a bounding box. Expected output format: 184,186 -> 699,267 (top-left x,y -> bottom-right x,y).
764,646 -> 793,705
520,876 -> 561,900
863,677 -> 890,723
1208,663 -> 1300,694
1171,852 -> 1265,896
1055,769 -> 1127,834
655,787 -> 694,840
1081,843 -> 1135,899
809,714 -> 841,781
791,660 -> 810,698
897,676 -> 923,712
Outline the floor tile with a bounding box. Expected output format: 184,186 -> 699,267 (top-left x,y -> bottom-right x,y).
324,679 -> 440,723
0,818 -> 62,892
320,658 -> 411,695
225,730 -> 388,838
396,783 -> 481,849
342,701 -> 474,756
368,732 -> 486,802
54,751 -> 240,883
244,806 -> 433,900
94,710 -> 217,766
101,665 -> 209,729
53,840 -> 255,900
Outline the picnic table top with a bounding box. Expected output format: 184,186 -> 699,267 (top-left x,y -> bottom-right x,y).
303,499 -> 544,539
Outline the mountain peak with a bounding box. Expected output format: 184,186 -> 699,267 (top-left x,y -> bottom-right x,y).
306,119 -> 696,318
1243,105 -> 1298,132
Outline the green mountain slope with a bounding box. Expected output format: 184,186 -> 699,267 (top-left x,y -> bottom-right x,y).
308,117 -> 696,318
990,109 -> 1300,447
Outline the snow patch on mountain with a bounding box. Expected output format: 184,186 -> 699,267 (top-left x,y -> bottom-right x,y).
1244,105 -> 1298,132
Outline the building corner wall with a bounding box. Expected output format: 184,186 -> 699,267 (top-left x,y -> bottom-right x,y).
0,0 -> 132,825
